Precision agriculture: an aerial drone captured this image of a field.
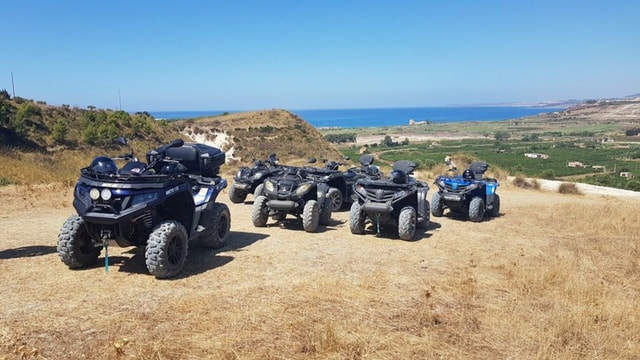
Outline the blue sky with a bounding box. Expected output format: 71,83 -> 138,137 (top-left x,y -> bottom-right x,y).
2,0 -> 639,111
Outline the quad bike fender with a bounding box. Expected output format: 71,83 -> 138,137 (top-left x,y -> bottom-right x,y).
485,182 -> 498,208
316,183 -> 330,202
485,182 -> 498,196
417,187 -> 429,220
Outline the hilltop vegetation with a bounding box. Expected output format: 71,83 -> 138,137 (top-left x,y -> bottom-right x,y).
0,92 -> 342,184
0,90 -> 178,150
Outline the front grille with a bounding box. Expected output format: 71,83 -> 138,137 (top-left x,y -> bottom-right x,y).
443,183 -> 468,193
363,187 -> 394,202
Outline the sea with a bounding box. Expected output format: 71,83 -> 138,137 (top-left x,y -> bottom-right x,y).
150,106 -> 564,129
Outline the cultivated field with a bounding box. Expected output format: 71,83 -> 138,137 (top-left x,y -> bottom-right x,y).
1,183 -> 639,359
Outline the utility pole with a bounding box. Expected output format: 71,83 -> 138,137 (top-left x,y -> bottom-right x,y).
11,71 -> 15,98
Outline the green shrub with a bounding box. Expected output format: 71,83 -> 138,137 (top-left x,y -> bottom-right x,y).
540,169 -> 555,180
0,177 -> 17,187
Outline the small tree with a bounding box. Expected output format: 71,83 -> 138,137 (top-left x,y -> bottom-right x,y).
494,131 -> 511,141
52,118 -> 68,143
382,135 -> 393,147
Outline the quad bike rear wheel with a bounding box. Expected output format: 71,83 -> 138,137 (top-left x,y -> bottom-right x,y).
327,188 -> 343,211
145,220 -> 188,279
58,215 -> 101,269
199,203 -> 231,249
228,184 -> 248,203
302,200 -> 320,232
488,194 -> 500,217
349,201 -> 366,235
252,196 -> 269,227
469,196 -> 485,222
398,206 -> 417,240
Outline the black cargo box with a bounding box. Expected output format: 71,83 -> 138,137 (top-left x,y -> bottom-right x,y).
149,142 -> 225,177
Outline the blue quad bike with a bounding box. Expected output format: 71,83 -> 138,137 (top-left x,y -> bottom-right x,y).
251,159 -> 332,232
228,153 -> 282,203
57,137 -> 230,278
431,161 -> 500,222
349,160 -> 430,241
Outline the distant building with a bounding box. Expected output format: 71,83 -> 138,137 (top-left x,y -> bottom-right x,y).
567,161 -> 585,168
620,172 -> 634,179
524,153 -> 549,159
592,165 -> 607,171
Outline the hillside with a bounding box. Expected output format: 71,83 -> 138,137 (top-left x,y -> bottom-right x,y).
0,94 -> 341,183
173,109 -> 342,167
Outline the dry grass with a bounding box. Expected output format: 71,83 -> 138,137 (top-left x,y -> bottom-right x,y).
1,186 -> 639,359
558,182 -> 583,195
511,176 -> 541,190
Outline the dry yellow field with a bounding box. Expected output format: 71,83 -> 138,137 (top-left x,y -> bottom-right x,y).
1,183 -> 639,359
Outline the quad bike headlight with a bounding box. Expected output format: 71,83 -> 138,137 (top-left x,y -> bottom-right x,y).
295,182 -> 312,196
100,188 -> 112,201
253,172 -> 263,180
264,179 -> 275,192
89,188 -> 100,200
393,190 -> 408,199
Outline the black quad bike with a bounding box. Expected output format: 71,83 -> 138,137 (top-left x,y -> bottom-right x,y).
304,158 -> 351,212
57,137 -> 230,279
431,161 -> 500,222
343,154 -> 381,193
251,159 -> 332,232
228,153 -> 281,203
349,160 -> 430,240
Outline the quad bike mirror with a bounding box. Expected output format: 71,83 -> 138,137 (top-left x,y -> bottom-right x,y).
307,157 -> 317,164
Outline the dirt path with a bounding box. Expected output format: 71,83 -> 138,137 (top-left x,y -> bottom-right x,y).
1,184 -> 639,358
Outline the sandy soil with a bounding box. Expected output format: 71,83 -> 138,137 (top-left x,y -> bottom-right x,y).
0,183 -> 638,358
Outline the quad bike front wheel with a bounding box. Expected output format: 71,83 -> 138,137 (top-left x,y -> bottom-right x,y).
254,183 -> 265,198
398,206 -> 417,241
57,215 -> 101,269
252,195 -> 269,227
430,192 -> 444,217
349,201 -> 366,235
228,184 -> 248,203
199,203 -> 231,249
302,200 -> 320,232
145,220 -> 188,279
469,196 -> 485,222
